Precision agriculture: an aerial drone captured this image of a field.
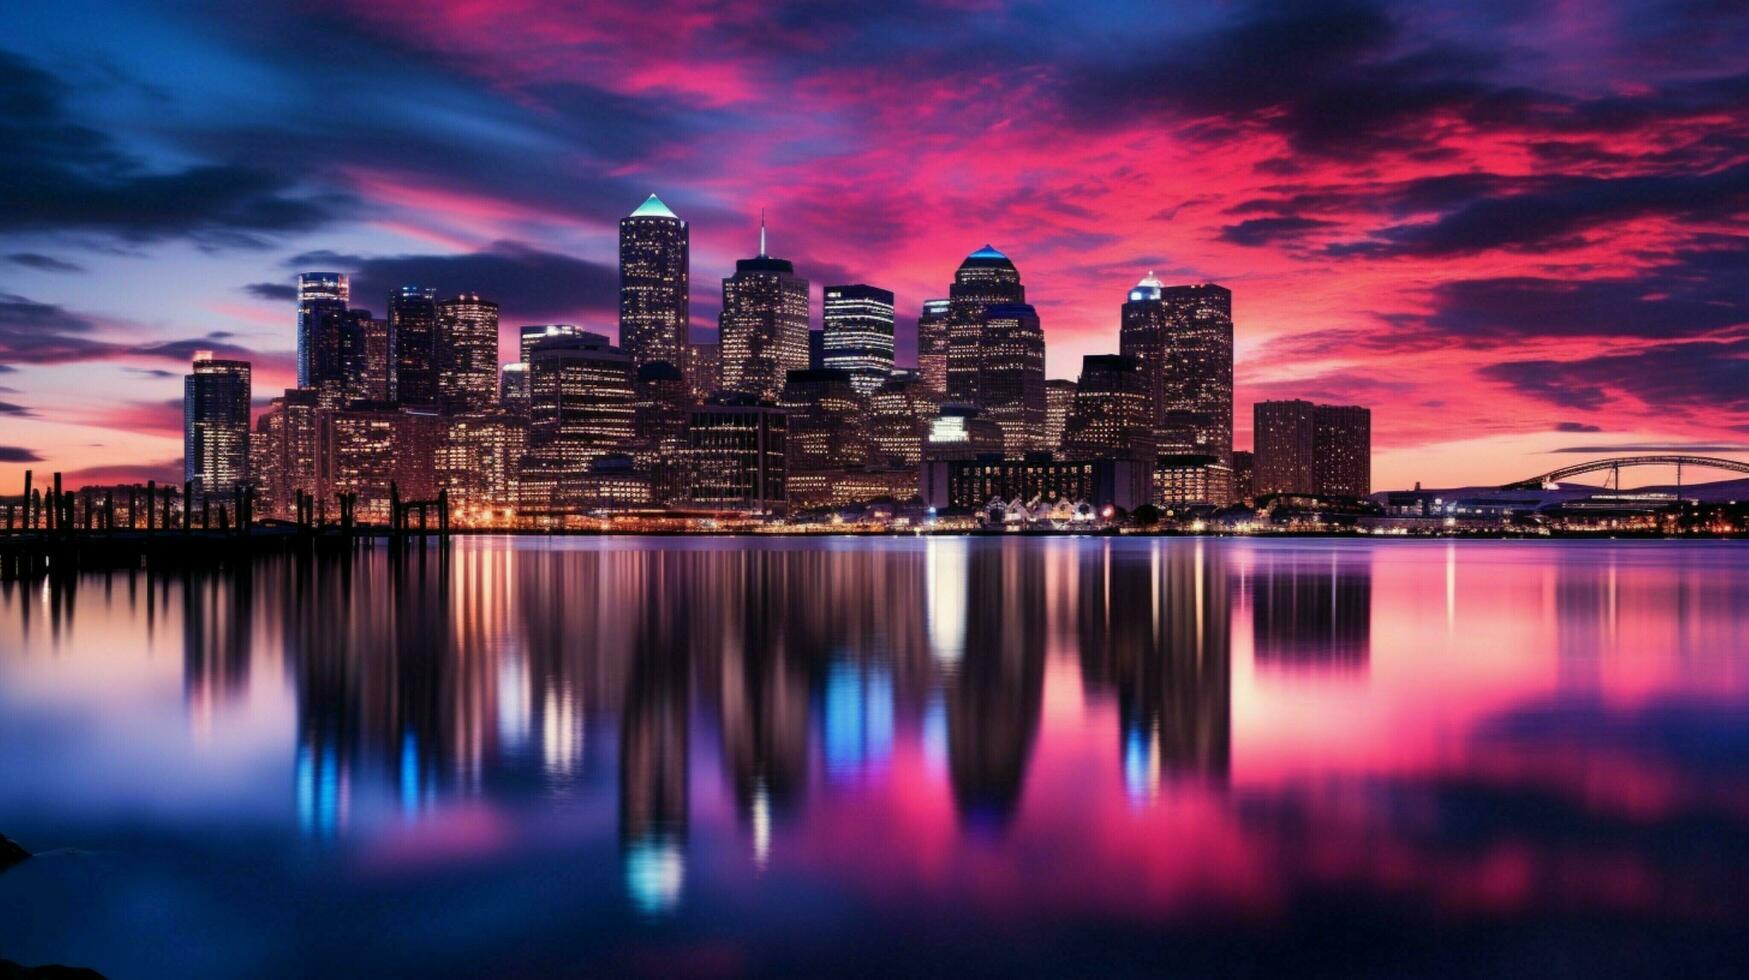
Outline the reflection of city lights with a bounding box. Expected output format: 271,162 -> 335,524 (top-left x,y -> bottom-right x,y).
542,688 -> 582,781
497,654 -> 531,750
625,838 -> 685,915
925,537 -> 967,665
752,784 -> 772,870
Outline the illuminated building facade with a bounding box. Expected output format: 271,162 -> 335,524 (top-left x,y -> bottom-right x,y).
945,245 -> 1026,407
1153,453 -> 1235,507
633,360 -> 692,503
619,194 -> 690,374
523,332 -> 637,511
389,286 -> 440,406
1231,450 -> 1255,502
1122,277 -> 1233,465
296,272 -> 347,389
977,303 -> 1047,456
519,323 -> 586,362
916,298 -> 950,395
1313,404 -> 1372,498
317,404 -> 443,522
685,341 -> 720,403
437,293 -> 501,413
1061,354 -> 1151,460
1043,379 -> 1077,455
868,375 -> 941,468
720,236 -> 809,402
439,412 -> 527,518
345,313 -> 390,404
183,352 -> 251,504
921,404 -> 1004,462
1253,399 -> 1317,495
499,363 -> 529,411
687,393 -> 787,514
822,284 -> 895,396
780,368 -> 869,509
920,456 -> 1148,512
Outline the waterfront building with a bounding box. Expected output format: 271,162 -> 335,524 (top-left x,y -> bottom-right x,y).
1061,354 -> 1151,461
686,393 -> 787,515
945,245 -> 1027,407
916,298 -> 950,395
780,368 -> 869,509
522,332 -> 637,511
619,194 -> 690,375
920,456 -> 1149,513
184,352 -> 251,504
295,272 -> 347,389
868,375 -> 942,468
316,403 -> 443,522
1043,379 -> 1077,455
1253,399 -> 1317,495
438,411 -> 527,520
1153,453 -> 1235,508
250,405 -> 285,518
437,293 -> 501,413
1314,405 -> 1371,498
822,284 -> 896,396
719,224 -> 809,402
1122,278 -> 1233,464
633,360 -> 692,503
389,286 -> 440,406
978,303 -> 1047,455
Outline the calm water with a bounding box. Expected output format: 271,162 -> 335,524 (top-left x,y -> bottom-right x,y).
3,537 -> 1749,977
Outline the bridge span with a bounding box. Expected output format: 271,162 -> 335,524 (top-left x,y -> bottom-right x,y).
1501,455 -> 1749,491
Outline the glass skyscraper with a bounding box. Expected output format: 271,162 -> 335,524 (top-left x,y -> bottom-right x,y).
183,352 -> 252,503
720,226 -> 809,402
619,194 -> 690,376
821,284 -> 896,396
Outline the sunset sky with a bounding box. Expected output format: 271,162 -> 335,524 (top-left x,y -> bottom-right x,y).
2,0 -> 1746,490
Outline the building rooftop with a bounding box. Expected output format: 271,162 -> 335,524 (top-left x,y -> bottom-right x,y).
628,193 -> 678,219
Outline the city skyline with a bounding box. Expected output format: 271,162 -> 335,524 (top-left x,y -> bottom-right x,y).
2,1 -> 1747,493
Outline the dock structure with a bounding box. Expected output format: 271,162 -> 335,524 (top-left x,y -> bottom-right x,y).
0,469 -> 450,581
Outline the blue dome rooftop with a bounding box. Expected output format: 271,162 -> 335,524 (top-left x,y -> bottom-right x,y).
967,244 -> 1008,261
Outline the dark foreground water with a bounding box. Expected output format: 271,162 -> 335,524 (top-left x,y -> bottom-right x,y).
3,537 -> 1749,978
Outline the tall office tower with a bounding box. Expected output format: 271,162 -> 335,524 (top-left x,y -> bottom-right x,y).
807,329 -> 825,371
296,272 -> 348,389
619,194 -> 690,375
521,332 -> 637,510
868,375 -> 941,468
780,368 -> 869,506
1118,272 -> 1168,432
520,323 -> 587,362
977,303 -> 1047,456
183,353 -> 252,504
1043,379 -> 1077,455
277,387 -> 320,514
499,363 -> 530,411
250,404 -> 285,518
1158,284 -> 1234,464
343,313 -> 391,404
302,302 -> 355,408
685,340 -> 720,402
945,245 -> 1026,406
822,284 -> 896,397
1253,399 -> 1317,495
1231,450 -> 1255,502
389,286 -> 440,405
719,225 -> 809,402
916,298 -> 951,395
1313,404 -> 1371,498
438,412 -> 528,517
686,392 -> 787,514
633,360 -> 692,503
1061,354 -> 1152,460
437,293 -> 501,413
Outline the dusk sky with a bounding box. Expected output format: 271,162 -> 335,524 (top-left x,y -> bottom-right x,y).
2,0 -> 1746,490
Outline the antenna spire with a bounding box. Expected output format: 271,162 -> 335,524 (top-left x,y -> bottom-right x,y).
759,208 -> 767,257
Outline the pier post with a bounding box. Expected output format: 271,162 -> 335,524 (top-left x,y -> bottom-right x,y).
21,471 -> 31,531
146,481 -> 156,533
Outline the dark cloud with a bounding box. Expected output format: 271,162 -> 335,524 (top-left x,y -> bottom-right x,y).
4,252 -> 84,273
1554,421 -> 1602,433
0,400 -> 34,417
1219,217 -> 1339,246
1480,334 -> 1749,413
0,50 -> 347,245
1550,442 -> 1749,453
287,241 -> 618,321
0,291 -> 272,367
63,458 -> 183,488
0,446 -> 43,463
245,282 -> 298,302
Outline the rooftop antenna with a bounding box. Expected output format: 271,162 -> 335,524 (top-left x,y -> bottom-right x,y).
759,208 -> 767,257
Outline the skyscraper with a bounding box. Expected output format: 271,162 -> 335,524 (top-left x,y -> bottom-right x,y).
303,302 -> 358,408
687,393 -> 787,515
719,221 -> 809,402
183,352 -> 251,504
977,303 -> 1047,456
780,368 -> 869,508
916,299 -> 950,396
1253,399 -> 1317,495
633,360 -> 692,503
1313,404 -> 1372,498
1043,379 -> 1078,455
389,286 -> 439,406
1121,278 -> 1233,465
296,272 -> 347,389
685,340 -> 721,403
945,245 -> 1026,407
344,313 -> 391,404
868,375 -> 941,468
619,194 -> 690,375
521,331 -> 636,512
437,292 -> 501,413
520,323 -> 587,362
822,284 -> 896,396
1061,355 -> 1151,460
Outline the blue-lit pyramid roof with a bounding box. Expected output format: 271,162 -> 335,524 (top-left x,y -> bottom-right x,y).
629,193 -> 678,219
967,244 -> 1008,261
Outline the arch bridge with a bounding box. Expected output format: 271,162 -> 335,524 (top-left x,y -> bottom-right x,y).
1501,455 -> 1749,491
